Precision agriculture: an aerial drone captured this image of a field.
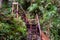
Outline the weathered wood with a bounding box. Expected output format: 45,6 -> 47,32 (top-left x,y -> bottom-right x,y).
0,0 -> 2,8
12,2 -> 19,18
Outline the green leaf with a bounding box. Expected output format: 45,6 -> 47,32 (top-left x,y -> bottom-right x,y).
28,3 -> 38,12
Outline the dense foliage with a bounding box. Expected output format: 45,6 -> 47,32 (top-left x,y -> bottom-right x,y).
0,13 -> 27,40
0,0 -> 60,40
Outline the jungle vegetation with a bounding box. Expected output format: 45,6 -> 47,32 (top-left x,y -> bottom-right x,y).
0,0 -> 60,40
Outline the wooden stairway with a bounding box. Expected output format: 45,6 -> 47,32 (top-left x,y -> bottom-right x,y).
11,2 -> 50,40
26,22 -> 40,40
21,13 -> 41,40
22,14 -> 49,40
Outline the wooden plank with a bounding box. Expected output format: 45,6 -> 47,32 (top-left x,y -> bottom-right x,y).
12,2 -> 18,4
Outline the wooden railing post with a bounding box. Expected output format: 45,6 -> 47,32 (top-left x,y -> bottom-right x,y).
12,2 -> 18,18
35,14 -> 41,40
0,0 -> 2,8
